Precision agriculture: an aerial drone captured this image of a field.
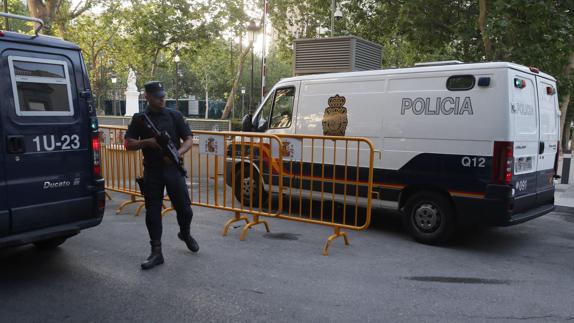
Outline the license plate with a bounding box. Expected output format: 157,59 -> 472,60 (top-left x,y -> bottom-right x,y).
515,157 -> 533,173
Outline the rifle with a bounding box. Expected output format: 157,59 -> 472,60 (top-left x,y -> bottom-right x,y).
140,112 -> 187,176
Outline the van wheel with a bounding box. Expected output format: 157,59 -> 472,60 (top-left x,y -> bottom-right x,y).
233,165 -> 267,208
33,236 -> 68,250
403,191 -> 456,245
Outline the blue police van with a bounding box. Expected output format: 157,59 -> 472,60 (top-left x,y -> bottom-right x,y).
0,13 -> 105,249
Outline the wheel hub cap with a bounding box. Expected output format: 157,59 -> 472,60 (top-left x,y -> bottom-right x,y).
242,178 -> 251,196
414,203 -> 440,232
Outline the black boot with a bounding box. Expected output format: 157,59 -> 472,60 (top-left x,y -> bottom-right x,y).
178,229 -> 199,253
141,240 -> 164,270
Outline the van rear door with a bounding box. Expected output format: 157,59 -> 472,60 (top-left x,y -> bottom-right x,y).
1,52 -> 94,234
511,71 -> 538,200
535,77 -> 559,203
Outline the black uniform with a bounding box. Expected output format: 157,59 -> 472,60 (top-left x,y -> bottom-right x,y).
125,107 -> 193,242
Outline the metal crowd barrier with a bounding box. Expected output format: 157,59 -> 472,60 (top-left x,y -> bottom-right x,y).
99,125 -> 375,255
100,125 -> 169,216
183,131 -> 284,237
97,115 -> 231,132
273,134 -> 375,255
174,130 -> 375,255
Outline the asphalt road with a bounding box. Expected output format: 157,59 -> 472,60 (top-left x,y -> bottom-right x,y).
1,193 -> 574,322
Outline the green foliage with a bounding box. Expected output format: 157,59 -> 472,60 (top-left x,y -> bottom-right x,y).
3,0 -> 31,33
270,0 -> 574,123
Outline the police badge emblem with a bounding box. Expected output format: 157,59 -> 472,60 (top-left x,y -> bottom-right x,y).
322,95 -> 348,136
207,138 -> 217,153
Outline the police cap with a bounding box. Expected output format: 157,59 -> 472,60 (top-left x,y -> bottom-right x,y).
144,81 -> 166,98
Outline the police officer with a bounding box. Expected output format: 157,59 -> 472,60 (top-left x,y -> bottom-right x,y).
124,81 -> 198,270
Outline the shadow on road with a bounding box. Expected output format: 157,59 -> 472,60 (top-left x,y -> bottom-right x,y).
0,245 -> 72,286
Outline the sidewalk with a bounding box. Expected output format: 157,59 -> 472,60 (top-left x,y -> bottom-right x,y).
555,183 -> 574,211
554,155 -> 574,212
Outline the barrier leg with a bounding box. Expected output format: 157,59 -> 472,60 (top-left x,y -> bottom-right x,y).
116,195 -> 144,215
240,214 -> 270,241
105,191 -> 112,200
323,227 -> 349,256
135,203 -> 146,217
132,197 -> 169,217
223,211 -> 250,236
160,197 -> 172,217
161,207 -> 174,217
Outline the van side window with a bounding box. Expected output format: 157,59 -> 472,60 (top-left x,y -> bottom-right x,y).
269,87 -> 295,129
8,56 -> 74,116
446,75 -> 475,91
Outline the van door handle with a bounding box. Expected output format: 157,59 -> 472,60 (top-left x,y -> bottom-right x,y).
539,141 -> 545,154
6,135 -> 25,154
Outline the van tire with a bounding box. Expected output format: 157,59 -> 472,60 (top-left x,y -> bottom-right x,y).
233,165 -> 267,208
403,191 -> 456,245
33,236 -> 68,250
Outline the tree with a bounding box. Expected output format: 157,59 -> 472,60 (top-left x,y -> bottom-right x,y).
188,39 -> 233,111
222,40 -> 252,119
4,0 -> 29,32
66,4 -> 123,113
127,0 -> 215,78
486,0 -> 574,148
27,0 -> 96,36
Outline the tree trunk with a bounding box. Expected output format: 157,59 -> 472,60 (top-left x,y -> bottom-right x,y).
27,0 -> 60,34
478,0 -> 492,60
560,92 -> 572,150
559,51 -> 574,150
150,47 -> 160,78
28,0 -> 48,21
57,23 -> 67,38
221,40 -> 253,119
205,87 -> 209,119
3,0 -> 9,30
561,105 -> 573,151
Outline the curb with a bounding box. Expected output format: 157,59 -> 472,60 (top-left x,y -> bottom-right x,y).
554,205 -> 574,214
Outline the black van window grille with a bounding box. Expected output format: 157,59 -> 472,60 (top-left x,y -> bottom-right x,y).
8,57 -> 74,116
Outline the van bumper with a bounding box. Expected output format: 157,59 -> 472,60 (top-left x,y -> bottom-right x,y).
453,185 -> 555,227
0,217 -> 103,249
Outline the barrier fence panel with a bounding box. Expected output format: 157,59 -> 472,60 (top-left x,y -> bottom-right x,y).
181,131 -> 284,238
184,131 -> 375,255
100,125 -> 172,216
273,134 -> 375,255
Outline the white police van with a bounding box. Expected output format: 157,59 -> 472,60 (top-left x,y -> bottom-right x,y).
241,61 -> 560,244
0,13 -> 105,249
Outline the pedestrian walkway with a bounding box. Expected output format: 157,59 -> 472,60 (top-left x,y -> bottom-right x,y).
555,183 -> 574,211
555,155 -> 574,212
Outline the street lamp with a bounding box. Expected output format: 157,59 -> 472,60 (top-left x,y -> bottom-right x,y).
247,20 -> 260,113
111,74 -> 117,115
174,50 -> 180,111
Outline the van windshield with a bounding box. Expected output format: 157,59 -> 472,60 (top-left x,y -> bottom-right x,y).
254,92 -> 274,131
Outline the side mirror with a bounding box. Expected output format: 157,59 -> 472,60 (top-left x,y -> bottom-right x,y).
257,121 -> 268,132
241,114 -> 253,132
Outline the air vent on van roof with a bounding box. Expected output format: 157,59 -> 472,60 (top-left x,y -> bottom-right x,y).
414,60 -> 464,67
